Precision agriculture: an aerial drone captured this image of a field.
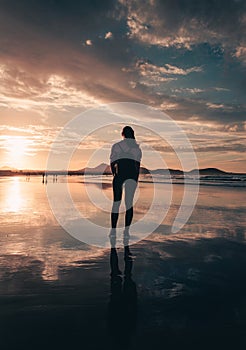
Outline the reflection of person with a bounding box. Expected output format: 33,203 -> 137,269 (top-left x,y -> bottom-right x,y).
108,241 -> 137,349
110,126 -> 142,233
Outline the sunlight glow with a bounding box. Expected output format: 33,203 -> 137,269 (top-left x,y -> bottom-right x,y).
4,136 -> 30,168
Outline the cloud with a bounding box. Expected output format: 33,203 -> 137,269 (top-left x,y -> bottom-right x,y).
206,102 -> 234,111
0,0 -> 147,112
142,124 -> 246,155
233,45 -> 246,64
160,102 -> 179,110
105,31 -> 113,39
126,14 -> 196,49
163,64 -> 202,75
134,60 -> 202,87
0,0 -> 245,136
155,92 -> 246,125
172,88 -> 205,94
213,87 -> 230,92
137,60 -> 202,76
0,66 -> 102,112
120,0 -> 246,59
85,39 -> 93,46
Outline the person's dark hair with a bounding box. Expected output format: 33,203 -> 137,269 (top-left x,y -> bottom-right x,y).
122,126 -> 135,139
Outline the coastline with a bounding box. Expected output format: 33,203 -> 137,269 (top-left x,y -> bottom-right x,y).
1,172 -> 246,188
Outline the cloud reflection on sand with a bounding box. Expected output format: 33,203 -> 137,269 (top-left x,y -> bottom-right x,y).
0,229 -> 107,282
0,175 -> 245,283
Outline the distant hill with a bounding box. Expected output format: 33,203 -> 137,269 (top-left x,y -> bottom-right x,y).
151,167 -> 236,176
140,166 -> 150,174
188,168 -> 228,175
0,164 -> 245,176
151,168 -> 184,175
80,163 -> 151,175
77,165 -> 240,176
0,166 -> 18,171
82,163 -> 110,174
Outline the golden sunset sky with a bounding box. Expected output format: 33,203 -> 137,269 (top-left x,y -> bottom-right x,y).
0,0 -> 245,172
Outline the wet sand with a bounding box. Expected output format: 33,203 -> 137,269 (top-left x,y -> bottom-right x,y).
1,237 -> 246,349
0,176 -> 246,349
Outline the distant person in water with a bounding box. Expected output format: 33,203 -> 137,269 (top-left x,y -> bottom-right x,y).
110,126 -> 142,234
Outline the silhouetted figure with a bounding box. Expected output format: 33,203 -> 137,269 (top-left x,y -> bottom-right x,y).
108,240 -> 137,349
110,126 -> 142,233
42,173 -> 45,184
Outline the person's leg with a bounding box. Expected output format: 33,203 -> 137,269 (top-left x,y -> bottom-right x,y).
111,176 -> 123,228
124,178 -> 137,228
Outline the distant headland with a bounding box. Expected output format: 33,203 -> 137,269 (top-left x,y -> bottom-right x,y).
0,164 -> 245,176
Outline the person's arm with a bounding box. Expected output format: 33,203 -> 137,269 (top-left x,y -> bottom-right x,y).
135,160 -> 140,177
134,146 -> 142,178
110,144 -> 119,176
111,161 -> 118,176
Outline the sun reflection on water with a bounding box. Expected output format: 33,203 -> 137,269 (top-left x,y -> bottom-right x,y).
0,176 -> 245,284
3,177 -> 25,213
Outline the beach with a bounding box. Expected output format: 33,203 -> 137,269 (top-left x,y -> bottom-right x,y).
0,176 -> 246,349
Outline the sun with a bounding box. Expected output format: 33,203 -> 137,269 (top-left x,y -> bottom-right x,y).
4,136 -> 30,169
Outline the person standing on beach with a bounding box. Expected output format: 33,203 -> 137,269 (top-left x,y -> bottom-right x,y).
110,126 -> 142,235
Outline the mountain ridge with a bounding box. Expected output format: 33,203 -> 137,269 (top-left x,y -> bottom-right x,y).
0,163 -> 245,176
80,163 -> 243,176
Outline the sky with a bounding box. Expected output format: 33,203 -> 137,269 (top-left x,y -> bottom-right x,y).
0,0 -> 245,172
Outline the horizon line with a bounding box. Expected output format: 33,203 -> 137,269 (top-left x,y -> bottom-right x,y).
1,165 -> 246,175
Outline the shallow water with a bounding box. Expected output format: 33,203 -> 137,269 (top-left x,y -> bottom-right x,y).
0,175 -> 245,280
0,175 -> 246,349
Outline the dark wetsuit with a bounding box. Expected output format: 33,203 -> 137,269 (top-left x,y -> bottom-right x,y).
110,139 -> 142,229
